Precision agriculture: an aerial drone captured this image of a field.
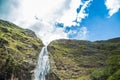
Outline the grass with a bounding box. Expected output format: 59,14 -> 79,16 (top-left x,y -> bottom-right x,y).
48,38 -> 120,80
0,19 -> 43,79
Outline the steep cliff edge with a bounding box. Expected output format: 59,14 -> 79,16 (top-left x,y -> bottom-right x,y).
0,20 -> 43,80
48,38 -> 120,80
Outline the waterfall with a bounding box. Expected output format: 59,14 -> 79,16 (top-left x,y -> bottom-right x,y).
34,46 -> 50,80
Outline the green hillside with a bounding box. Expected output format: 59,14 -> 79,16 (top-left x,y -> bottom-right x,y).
0,20 -> 43,80
48,38 -> 120,80
0,19 -> 120,80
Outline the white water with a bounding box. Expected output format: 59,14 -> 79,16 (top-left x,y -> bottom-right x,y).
34,46 -> 50,80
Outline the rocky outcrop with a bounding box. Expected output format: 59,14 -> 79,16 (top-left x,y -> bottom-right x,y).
0,20 -> 43,80
48,38 -> 120,80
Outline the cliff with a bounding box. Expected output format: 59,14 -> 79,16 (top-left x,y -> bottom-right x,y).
0,19 -> 120,80
0,20 -> 43,80
48,38 -> 120,80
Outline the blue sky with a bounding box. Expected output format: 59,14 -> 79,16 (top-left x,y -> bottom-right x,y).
0,0 -> 120,44
80,0 -> 120,41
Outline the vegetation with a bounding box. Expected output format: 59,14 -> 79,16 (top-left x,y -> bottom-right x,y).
0,19 -> 43,80
0,19 -> 120,80
48,38 -> 120,80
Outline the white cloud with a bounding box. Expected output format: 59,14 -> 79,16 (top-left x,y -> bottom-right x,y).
77,0 -> 92,24
12,0 -> 71,28
77,27 -> 88,39
68,27 -> 88,40
105,0 -> 120,17
0,0 -> 92,45
57,0 -> 82,26
57,0 -> 92,26
29,20 -> 68,45
0,0 -> 21,20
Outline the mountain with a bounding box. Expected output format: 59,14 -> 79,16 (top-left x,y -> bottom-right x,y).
48,38 -> 120,80
0,19 -> 43,80
0,19 -> 120,80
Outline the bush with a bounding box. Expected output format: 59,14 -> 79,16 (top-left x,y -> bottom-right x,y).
107,70 -> 120,80
90,69 -> 107,80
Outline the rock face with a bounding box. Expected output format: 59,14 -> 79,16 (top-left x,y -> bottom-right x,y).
0,20 -> 43,80
48,38 -> 120,80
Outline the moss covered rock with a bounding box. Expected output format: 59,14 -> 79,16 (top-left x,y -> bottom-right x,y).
48,38 -> 120,80
0,19 -> 43,80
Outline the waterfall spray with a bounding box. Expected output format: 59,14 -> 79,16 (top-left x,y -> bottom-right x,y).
34,46 -> 50,80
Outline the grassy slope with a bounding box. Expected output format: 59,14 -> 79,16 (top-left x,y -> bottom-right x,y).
48,38 -> 120,80
0,19 -> 43,80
